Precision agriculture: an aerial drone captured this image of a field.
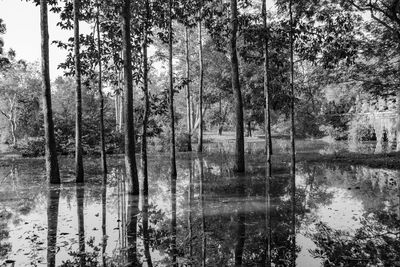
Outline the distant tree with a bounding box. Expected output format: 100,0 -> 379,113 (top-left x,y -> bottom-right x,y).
40,0 -> 60,184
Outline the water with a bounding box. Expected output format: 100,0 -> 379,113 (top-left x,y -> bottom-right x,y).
0,142 -> 400,266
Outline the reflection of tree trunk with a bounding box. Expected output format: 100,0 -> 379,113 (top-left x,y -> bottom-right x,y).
171,174 -> 177,266
74,0 -> 84,183
127,193 -> 139,265
40,0 -> 60,184
96,1 -> 107,181
185,27 -> 192,152
197,1 -> 204,153
122,0 -> 139,195
198,158 -> 206,267
234,179 -> 246,267
47,185 -> 60,267
263,163 -> 272,267
289,1 -> 296,265
76,186 -> 85,267
101,184 -> 107,266
188,160 -> 193,264
230,0 -> 245,173
143,195 -> 153,267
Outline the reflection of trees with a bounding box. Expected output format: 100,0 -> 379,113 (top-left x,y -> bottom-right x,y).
234,178 -> 246,267
170,171 -> 177,267
76,186 -> 85,267
47,185 -> 60,267
101,184 -> 107,267
310,212 -> 400,266
126,193 -> 139,265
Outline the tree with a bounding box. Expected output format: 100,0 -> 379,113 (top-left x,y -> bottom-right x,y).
168,0 -> 177,181
262,0 -> 272,158
73,0 -> 84,183
40,0 -> 60,184
122,0 -> 139,195
95,0 -> 107,182
141,0 -> 151,197
185,27 -> 193,152
197,0 -> 205,153
289,1 -> 296,266
230,0 -> 245,173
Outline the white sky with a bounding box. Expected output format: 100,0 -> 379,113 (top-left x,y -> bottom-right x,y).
0,0 -> 276,80
0,0 -> 74,78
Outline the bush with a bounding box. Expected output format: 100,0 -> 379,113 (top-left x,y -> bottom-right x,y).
176,132 -> 192,152
18,137 -> 45,157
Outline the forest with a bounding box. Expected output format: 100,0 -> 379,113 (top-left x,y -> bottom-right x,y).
0,0 -> 400,266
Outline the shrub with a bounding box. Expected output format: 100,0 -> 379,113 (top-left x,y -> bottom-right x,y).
18,137 -> 45,157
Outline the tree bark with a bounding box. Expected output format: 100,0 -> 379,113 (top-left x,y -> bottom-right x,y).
96,2 -> 107,183
122,0 -> 139,195
262,0 -> 273,157
230,0 -> 245,173
169,1 -> 177,265
168,0 -> 177,180
141,3 -> 152,265
289,1 -> 296,266
142,0 -> 150,200
185,27 -> 192,152
40,0 -> 60,184
74,0 -> 84,183
197,2 -> 204,153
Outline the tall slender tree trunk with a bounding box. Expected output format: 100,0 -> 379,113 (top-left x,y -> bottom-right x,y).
230,0 -> 245,173
121,0 -> 139,195
262,0 -> 272,157
185,27 -> 192,152
74,0 -> 84,183
168,0 -> 177,180
168,1 -> 177,266
40,0 -> 60,184
96,2 -> 107,182
262,2 -> 272,263
289,1 -> 296,266
197,2 -> 204,153
141,3 -> 152,266
142,0 -> 150,200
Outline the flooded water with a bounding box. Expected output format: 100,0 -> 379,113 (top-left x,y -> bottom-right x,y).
1,142 -> 400,266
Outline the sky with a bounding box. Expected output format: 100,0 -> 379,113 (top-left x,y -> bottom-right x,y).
0,0 -> 276,80
0,0 -> 74,78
